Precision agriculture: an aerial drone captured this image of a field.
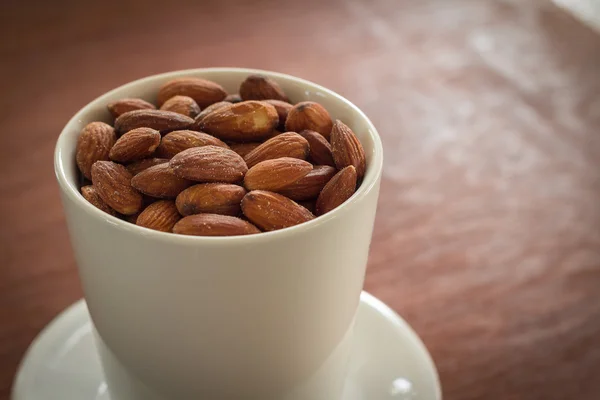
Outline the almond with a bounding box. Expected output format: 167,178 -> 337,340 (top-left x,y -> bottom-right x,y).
278,165 -> 336,201
107,98 -> 156,118
330,120 -> 366,180
300,130 -> 335,166
91,161 -> 143,215
169,146 -> 248,183
109,127 -> 161,162
131,163 -> 192,198
285,101 -> 333,139
159,95 -> 201,118
316,165 -> 357,215
198,101 -> 278,142
264,100 -> 293,130
298,200 -> 316,214
156,130 -> 228,158
176,183 -> 246,216
76,122 -> 117,180
229,142 -> 262,158
157,77 -> 227,108
173,214 -> 260,236
125,212 -> 140,224
243,132 -> 309,168
241,190 -> 315,231
126,158 -> 169,176
192,101 -> 231,127
136,200 -> 181,232
224,93 -> 242,103
244,158 -> 312,192
81,185 -> 117,216
239,74 -> 289,102
114,109 -> 194,134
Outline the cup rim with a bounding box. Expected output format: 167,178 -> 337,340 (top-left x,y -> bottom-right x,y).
54,67 -> 383,245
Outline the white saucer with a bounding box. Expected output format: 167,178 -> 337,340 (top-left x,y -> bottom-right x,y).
12,292 -> 441,400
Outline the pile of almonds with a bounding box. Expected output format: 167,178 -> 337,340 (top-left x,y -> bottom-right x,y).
76,74 -> 366,236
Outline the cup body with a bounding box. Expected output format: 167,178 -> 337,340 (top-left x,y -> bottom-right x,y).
55,68 -> 383,399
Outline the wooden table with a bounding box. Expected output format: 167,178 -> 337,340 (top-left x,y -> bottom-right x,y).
2,0 -> 600,398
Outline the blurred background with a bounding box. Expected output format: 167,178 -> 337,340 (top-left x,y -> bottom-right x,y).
1,0 -> 600,399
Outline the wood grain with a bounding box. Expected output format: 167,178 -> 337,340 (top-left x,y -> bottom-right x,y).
2,0 -> 600,399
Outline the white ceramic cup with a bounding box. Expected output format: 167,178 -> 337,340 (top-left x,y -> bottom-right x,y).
54,68 -> 383,400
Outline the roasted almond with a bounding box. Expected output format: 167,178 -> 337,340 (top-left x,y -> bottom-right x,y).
131,163 -> 192,198
109,127 -> 161,162
278,165 -> 336,201
229,142 -> 262,158
136,200 -> 181,232
298,200 -> 316,214
91,161 -> 143,215
81,185 -> 117,216
107,98 -> 156,118
244,158 -> 312,192
169,146 -> 248,183
224,93 -> 242,103
264,100 -> 293,130
114,109 -> 194,134
239,74 -> 289,102
156,130 -> 228,158
176,183 -> 246,216
316,165 -> 357,215
173,214 -> 260,236
76,122 -> 117,180
126,158 -> 169,176
198,101 -> 278,142
159,95 -> 201,118
330,119 -> 366,180
192,101 -> 231,127
241,190 -> 315,231
285,101 -> 333,139
157,77 -> 227,108
243,132 -> 309,168
300,130 -> 335,166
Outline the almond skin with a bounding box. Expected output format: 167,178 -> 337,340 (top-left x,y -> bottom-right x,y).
136,200 -> 181,232
316,165 -> 357,215
156,130 -> 228,158
169,146 -> 248,183
157,77 -> 227,108
239,75 -> 289,102
192,101 -> 231,128
114,109 -> 194,134
160,95 -> 201,118
107,98 -> 156,118
241,190 -> 315,231
76,122 -> 117,179
278,165 -> 337,201
298,200 -> 316,214
81,185 -> 117,216
126,158 -> 169,176
176,183 -> 246,216
173,214 -> 260,236
264,100 -> 293,130
224,94 -> 242,103
285,101 -> 333,139
109,127 -> 161,162
330,120 -> 366,180
198,101 -> 279,142
243,132 -> 310,168
300,130 -> 335,166
91,161 -> 143,215
229,142 -> 262,158
244,158 -> 312,192
131,163 -> 192,199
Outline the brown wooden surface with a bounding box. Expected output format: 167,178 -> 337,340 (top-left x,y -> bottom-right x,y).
2,0 -> 600,399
